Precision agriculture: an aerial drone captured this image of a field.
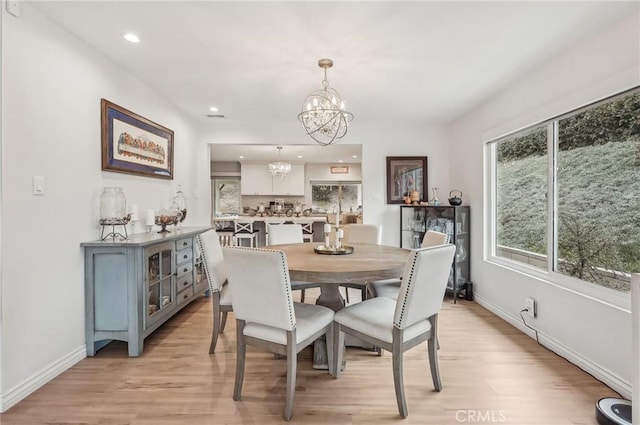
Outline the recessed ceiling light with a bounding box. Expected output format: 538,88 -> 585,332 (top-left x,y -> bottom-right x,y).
123,33 -> 140,43
297,155 -> 303,159
352,155 -> 358,158
338,160 -> 344,163
239,155 -> 244,159
209,106 -> 219,112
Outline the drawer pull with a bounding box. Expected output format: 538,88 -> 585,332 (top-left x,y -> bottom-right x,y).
181,280 -> 189,287
183,254 -> 188,260
183,293 -> 189,299
182,242 -> 188,247
183,267 -> 188,273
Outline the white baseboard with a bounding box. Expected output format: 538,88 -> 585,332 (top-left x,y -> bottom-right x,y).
1,345 -> 86,413
474,294 -> 632,400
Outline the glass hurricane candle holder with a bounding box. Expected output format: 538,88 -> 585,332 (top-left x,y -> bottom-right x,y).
100,187 -> 127,222
173,185 -> 187,225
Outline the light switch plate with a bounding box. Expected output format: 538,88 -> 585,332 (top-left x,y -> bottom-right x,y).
32,176 -> 45,196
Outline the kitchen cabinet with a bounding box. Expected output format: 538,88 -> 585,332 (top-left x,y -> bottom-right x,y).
240,163 -> 305,196
241,163 -> 273,195
81,227 -> 211,356
273,164 -> 305,195
400,205 -> 470,301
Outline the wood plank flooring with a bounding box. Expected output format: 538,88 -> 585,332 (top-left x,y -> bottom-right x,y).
1,290 -> 619,424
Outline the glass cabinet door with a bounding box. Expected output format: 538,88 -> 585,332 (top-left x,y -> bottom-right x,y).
399,205 -> 471,301
147,251 -> 161,317
145,242 -> 175,326
401,206 -> 426,248
193,239 -> 209,295
454,208 -> 470,289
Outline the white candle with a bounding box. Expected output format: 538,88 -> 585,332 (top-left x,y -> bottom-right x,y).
336,228 -> 344,249
324,223 -> 331,234
145,209 -> 155,226
335,210 -> 340,227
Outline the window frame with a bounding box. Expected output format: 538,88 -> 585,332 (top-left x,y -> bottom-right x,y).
485,86 -> 639,310
211,177 -> 241,217
309,180 -> 363,213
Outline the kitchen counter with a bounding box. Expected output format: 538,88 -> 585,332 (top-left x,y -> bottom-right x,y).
212,214 -> 362,246
213,215 -> 327,223
245,215 -> 327,223
212,215 -> 328,246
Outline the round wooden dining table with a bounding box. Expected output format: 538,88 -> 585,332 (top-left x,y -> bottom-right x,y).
269,242 -> 411,311
269,242 -> 410,369
270,242 -> 410,369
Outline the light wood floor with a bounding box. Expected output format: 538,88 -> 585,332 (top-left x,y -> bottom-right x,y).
1,289 -> 619,424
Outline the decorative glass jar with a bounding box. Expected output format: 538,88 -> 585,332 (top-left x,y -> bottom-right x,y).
429,187 -> 441,206
100,187 -> 127,222
172,185 -> 187,223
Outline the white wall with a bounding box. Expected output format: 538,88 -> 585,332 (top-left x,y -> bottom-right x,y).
450,14 -> 640,397
0,4 -> 210,410
306,163 -> 362,181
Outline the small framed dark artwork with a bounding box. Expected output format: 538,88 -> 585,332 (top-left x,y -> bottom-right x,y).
386,156 -> 428,204
101,98 -> 174,179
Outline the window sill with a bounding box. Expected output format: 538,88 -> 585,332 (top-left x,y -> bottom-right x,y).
486,255 -> 631,312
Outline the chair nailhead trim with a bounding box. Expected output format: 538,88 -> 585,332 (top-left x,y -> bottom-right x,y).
225,246 -> 296,331
197,234 -> 220,293
395,250 -> 418,329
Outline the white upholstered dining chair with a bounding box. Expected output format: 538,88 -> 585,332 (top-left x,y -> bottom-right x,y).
223,246 -> 335,421
267,223 -> 320,303
332,244 -> 456,418
197,229 -> 233,354
340,224 -> 382,303
267,223 -> 305,245
343,223 -> 382,245
368,230 -> 449,301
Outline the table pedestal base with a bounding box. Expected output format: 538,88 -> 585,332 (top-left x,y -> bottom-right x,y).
312,337 -> 329,370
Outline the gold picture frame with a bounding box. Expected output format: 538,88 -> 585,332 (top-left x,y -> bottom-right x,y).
101,99 -> 174,179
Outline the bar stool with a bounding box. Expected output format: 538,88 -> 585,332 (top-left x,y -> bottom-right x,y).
233,219 -> 260,247
301,222 -> 314,242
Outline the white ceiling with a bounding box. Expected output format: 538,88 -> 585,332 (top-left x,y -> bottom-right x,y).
29,0 -> 636,162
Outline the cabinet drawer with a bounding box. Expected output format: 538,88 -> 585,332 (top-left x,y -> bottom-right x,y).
177,286 -> 194,307
176,271 -> 194,291
176,248 -> 193,265
176,237 -> 193,251
177,261 -> 193,278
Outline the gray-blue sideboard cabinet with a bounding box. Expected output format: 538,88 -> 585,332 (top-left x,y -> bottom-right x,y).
81,226 -> 212,356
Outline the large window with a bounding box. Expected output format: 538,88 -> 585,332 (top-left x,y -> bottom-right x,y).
310,182 -> 362,214
495,124 -> 548,270
489,88 -> 640,293
212,178 -> 241,216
